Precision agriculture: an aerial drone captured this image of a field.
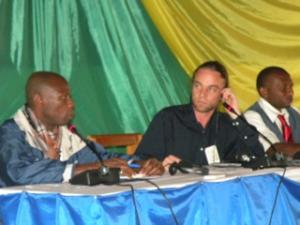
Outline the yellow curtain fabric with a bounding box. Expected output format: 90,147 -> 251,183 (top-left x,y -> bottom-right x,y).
142,0 -> 300,109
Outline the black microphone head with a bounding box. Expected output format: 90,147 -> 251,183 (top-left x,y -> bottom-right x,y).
222,102 -> 235,113
169,163 -> 178,175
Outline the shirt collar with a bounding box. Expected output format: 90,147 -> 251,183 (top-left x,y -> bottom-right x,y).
258,98 -> 289,122
24,106 -> 60,140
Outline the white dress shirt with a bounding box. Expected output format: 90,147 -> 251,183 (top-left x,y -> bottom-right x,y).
244,98 -> 292,151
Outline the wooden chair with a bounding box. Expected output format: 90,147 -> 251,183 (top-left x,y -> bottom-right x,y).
88,133 -> 143,155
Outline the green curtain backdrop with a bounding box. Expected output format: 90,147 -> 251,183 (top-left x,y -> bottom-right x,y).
142,0 -> 300,110
3,0 -> 299,136
0,0 -> 191,135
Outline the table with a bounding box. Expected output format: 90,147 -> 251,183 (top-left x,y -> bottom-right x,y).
0,167 -> 300,225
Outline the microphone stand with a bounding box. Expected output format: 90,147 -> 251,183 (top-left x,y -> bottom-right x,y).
223,102 -> 287,168
68,124 -> 120,185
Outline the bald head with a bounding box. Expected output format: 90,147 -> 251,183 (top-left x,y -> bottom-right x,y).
25,71 -> 74,129
26,71 -> 68,107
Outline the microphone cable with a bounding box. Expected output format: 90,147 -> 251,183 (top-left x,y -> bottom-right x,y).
129,178 -> 180,225
118,183 -> 141,225
223,102 -> 280,166
268,167 -> 287,225
223,103 -> 290,225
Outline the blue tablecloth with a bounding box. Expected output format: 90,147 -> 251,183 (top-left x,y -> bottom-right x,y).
0,173 -> 300,225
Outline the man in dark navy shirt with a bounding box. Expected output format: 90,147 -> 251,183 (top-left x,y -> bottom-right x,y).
136,61 -> 265,167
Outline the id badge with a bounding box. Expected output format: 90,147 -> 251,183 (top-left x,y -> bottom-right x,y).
205,145 -> 220,164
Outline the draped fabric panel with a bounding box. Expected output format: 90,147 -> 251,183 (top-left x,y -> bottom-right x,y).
142,0 -> 300,109
1,174 -> 300,225
0,0 -> 190,135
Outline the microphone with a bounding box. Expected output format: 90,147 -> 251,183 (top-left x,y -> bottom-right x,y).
223,102 -> 275,149
67,124 -> 120,185
222,102 -> 235,114
67,124 -> 109,175
223,102 -> 293,168
222,102 -> 282,168
168,161 -> 209,176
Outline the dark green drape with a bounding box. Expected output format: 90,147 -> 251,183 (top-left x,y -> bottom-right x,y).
0,0 -> 190,135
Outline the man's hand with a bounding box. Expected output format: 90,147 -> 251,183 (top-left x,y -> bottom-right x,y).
102,158 -> 128,168
74,158 -> 135,177
74,162 -> 101,176
162,155 -> 181,168
74,158 -> 164,178
221,88 -> 241,119
139,158 -> 165,176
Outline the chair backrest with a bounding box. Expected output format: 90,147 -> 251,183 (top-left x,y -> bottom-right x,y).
88,133 -> 143,155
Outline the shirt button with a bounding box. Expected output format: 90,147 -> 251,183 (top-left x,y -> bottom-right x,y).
200,147 -> 204,151
233,121 -> 239,126
244,136 -> 248,140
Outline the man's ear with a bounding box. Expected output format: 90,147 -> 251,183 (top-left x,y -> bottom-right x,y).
219,90 -> 225,102
33,94 -> 43,105
259,87 -> 268,98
